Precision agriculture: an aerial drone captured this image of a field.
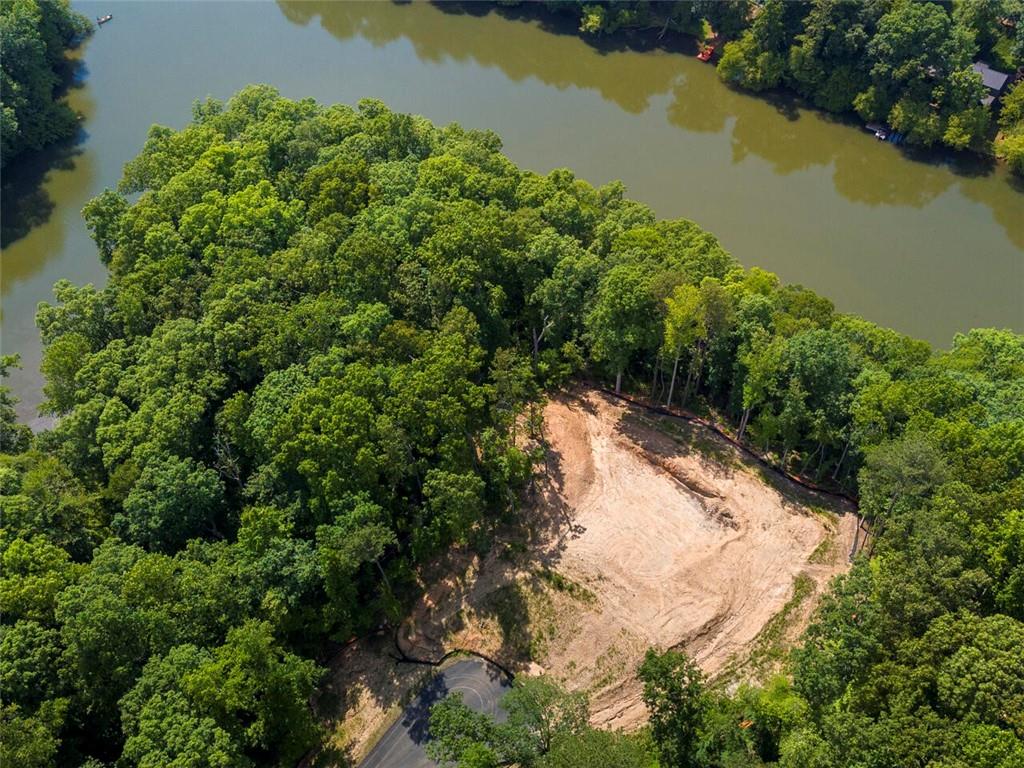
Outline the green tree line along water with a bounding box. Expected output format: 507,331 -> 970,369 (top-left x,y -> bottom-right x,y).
2,83 -> 1022,768
526,0 -> 1024,160
0,0 -> 91,167
1,0 -> 1022,430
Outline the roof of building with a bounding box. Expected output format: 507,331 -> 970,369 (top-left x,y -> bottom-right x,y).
972,61 -> 1010,92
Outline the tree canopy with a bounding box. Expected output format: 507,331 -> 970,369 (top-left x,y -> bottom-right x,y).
0,0 -> 91,166
1,87 -> 1022,766
719,0 -> 1019,153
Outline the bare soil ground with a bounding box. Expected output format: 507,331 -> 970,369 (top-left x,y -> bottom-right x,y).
320,388 -> 855,760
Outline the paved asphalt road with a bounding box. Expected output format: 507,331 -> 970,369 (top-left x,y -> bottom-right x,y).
359,658 -> 513,768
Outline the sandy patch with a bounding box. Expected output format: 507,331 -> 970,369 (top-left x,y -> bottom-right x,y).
322,388 -> 855,757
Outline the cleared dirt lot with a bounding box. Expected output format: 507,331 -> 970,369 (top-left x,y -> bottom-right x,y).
320,388 -> 855,760
522,390 -> 855,725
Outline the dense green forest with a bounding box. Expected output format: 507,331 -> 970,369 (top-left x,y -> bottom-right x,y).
1,88 -> 1022,767
0,0 -> 91,167
997,76 -> 1024,172
503,0 -> 1024,168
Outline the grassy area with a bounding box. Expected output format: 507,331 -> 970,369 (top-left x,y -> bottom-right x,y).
482,566 -> 598,663
807,531 -> 837,565
535,566 -> 597,605
746,573 -> 815,675
589,636 -> 631,693
483,579 -> 558,662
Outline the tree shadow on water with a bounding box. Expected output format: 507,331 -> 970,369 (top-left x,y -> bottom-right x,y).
1,132 -> 87,248
895,142 -> 998,179
431,0 -> 699,57
2,54 -> 92,250
763,89 -> 801,122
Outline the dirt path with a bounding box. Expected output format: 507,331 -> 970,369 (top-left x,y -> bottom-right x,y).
321,388 -> 855,757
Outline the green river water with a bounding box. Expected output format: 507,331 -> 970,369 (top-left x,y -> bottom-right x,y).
2,0 -> 1022,426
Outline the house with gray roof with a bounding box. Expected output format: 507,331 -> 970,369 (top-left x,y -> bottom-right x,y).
972,61 -> 1011,106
